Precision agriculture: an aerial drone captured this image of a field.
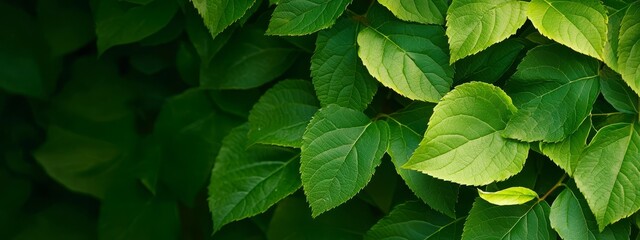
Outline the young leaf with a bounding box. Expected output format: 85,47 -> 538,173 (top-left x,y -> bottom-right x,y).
266,0 -> 351,35
311,19 -> 378,111
550,187 -> 631,240
504,44 -> 600,142
574,122 -> 640,231
248,80 -> 319,148
209,125 -> 302,233
200,26 -> 299,89
404,82 -> 529,186
617,2 -> 640,95
365,201 -> 464,240
357,21 -> 453,102
478,187 -> 538,206
539,118 -> 591,175
190,0 -> 255,39
301,105 -> 389,217
95,0 -> 178,54
454,39 -> 525,84
446,0 -> 528,63
601,67 -> 639,114
386,103 -> 459,217
378,0 -> 448,25
527,0 -> 608,61
462,198 -> 555,240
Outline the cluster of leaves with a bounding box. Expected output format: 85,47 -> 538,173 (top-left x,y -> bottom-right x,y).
2,0 -> 640,239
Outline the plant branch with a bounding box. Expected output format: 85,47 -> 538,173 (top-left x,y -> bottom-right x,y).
539,174 -> 567,202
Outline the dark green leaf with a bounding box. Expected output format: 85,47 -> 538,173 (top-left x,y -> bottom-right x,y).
601,66 -> 639,114
454,39 -> 524,84
37,0 -> 94,56
301,105 -> 389,216
209,125 -> 302,233
504,44 -> 600,142
191,0 -> 255,39
311,19 -> 378,111
248,80 -> 319,148
267,0 -> 351,35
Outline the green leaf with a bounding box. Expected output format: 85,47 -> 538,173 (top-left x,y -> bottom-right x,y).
539,118 -> 591,175
95,0 -> 178,54
248,80 -> 319,148
462,198 -> 555,240
190,0 -> 255,39
12,203 -> 97,240
618,2 -> 640,95
446,0 -> 528,63
601,66 -> 639,114
98,181 -> 179,240
200,26 -> 299,89
267,196 -> 376,239
574,122 -> 640,231
404,82 -> 529,186
266,0 -> 351,35
378,0 -> 448,25
301,105 -> 389,216
386,103 -> 459,217
503,44 -> 600,142
478,187 -> 538,206
603,4 -> 627,72
527,0 -> 608,61
357,21 -> 453,102
311,19 -> 378,111
550,187 -> 631,240
365,201 -> 464,240
37,0 -> 94,57
209,125 -> 301,233
454,39 -> 525,84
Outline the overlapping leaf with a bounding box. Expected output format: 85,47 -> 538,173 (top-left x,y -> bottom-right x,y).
301,105 -> 389,216
404,82 -> 529,186
386,103 -> 458,217
191,0 -> 255,39
574,122 -> 640,230
618,2 -> 640,94
446,0 -> 528,63
365,201 -> 463,239
504,44 -> 600,142
601,67 -> 639,114
539,119 -> 591,175
462,198 -> 555,240
378,0 -> 447,25
267,0 -> 351,35
357,21 -> 453,102
527,0 -> 608,60
209,125 -> 301,233
454,39 -> 524,84
550,187 -> 631,240
311,19 -> 378,111
248,80 -> 319,148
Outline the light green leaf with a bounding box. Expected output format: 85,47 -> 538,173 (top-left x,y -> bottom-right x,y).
365,201 -> 464,240
386,103 -> 458,217
504,44 -> 600,142
209,125 -> 301,233
98,181 -> 179,240
191,0 -> 255,39
454,39 -> 525,84
603,4 -> 627,72
601,66 -> 639,114
95,0 -> 178,54
311,19 -> 378,111
357,21 -> 453,102
527,0 -> 608,61
266,0 -> 351,35
574,122 -> 640,231
478,187 -> 538,206
446,0 -> 528,63
550,187 -> 631,240
404,82 -> 529,186
462,198 -> 555,240
248,80 -> 319,148
301,105 -> 389,217
200,26 -> 299,89
618,2 -> 640,95
378,0 -> 448,25
540,118 -> 591,175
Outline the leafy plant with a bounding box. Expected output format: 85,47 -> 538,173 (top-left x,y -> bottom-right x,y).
1,0 -> 640,239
